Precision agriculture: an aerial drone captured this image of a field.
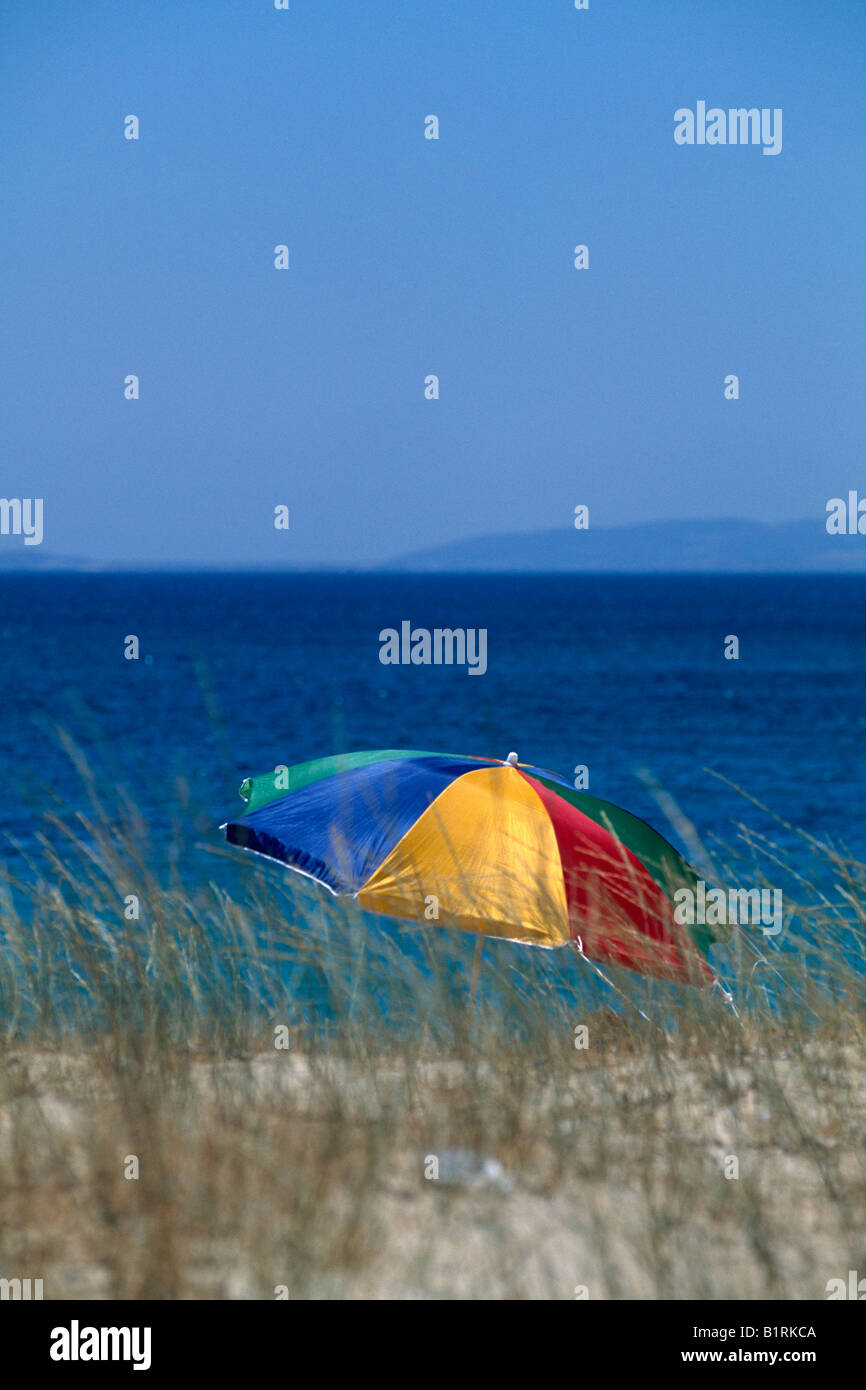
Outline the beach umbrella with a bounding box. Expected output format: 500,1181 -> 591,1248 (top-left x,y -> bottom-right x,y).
223,749 -> 726,987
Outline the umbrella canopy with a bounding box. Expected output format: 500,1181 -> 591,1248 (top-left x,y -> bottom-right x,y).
223,748 -> 724,986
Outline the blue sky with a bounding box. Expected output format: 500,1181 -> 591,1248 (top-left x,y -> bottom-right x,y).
2,0 -> 863,565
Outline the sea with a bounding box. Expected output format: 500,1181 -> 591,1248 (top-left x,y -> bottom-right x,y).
0,572 -> 863,1014
1,572 -> 863,856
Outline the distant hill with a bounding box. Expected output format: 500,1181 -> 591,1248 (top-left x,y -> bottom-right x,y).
383,518 -> 866,573
0,550 -> 110,571
1,518 -> 863,573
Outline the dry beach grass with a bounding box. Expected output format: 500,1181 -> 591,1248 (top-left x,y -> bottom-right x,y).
0,755 -> 864,1300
